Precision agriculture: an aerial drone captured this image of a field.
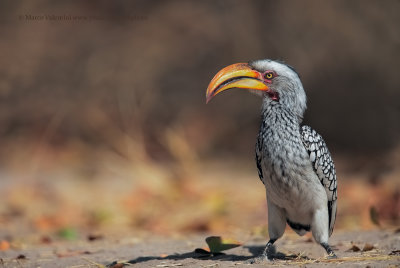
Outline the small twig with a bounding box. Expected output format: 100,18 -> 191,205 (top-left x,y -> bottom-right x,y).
267,254 -> 400,266
81,257 -> 106,268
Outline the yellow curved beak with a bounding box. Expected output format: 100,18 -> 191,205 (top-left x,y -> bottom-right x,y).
206,63 -> 268,103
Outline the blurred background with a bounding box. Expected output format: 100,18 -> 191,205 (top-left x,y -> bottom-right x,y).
0,0 -> 399,244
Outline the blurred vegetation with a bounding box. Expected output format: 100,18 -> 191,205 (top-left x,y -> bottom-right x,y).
0,0 -> 399,241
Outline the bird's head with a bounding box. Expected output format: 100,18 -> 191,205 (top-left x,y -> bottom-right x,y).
206,59 -> 307,120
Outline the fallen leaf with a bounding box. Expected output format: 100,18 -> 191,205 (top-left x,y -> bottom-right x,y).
88,234 -> 103,241
56,250 -> 91,258
0,240 -> 10,251
362,243 -> 375,252
156,264 -> 183,267
40,236 -> 52,244
369,206 -> 380,226
57,227 -> 77,240
205,236 -> 241,253
81,257 -> 106,268
106,261 -> 124,268
16,254 -> 26,260
34,216 -> 58,230
183,221 -> 210,232
347,244 -> 360,252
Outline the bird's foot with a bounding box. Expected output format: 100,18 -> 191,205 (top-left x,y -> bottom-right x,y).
321,242 -> 337,259
326,252 -> 338,259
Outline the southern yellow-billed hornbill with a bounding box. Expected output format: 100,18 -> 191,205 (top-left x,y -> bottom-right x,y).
206,60 -> 338,262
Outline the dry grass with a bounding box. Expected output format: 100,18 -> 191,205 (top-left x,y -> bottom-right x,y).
272,254 -> 400,266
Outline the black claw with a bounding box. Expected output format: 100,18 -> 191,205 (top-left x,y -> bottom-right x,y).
263,239 -> 277,256
327,253 -> 338,259
321,242 -> 337,258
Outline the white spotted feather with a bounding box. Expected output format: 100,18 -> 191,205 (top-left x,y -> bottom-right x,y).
300,125 -> 337,236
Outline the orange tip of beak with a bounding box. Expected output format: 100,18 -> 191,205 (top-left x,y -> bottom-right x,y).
206,63 -> 268,103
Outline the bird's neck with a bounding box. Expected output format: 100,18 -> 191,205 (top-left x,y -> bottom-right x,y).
259,101 -> 304,159
261,100 -> 301,127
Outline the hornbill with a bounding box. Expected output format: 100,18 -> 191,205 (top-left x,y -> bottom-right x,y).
206,60 -> 338,262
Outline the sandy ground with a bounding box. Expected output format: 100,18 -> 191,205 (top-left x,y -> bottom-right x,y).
0,229 -> 399,268
1,159 -> 399,268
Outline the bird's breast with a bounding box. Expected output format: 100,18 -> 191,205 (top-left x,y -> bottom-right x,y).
258,122 -> 323,209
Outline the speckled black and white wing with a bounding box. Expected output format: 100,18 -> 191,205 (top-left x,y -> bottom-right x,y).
255,137 -> 264,185
300,125 -> 337,236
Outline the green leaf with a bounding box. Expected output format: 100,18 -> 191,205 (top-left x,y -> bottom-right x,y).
57,227 -> 78,240
369,206 -> 380,226
205,236 -> 241,253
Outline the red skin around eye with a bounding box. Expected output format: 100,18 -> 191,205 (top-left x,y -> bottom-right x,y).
262,70 -> 279,101
262,70 -> 277,83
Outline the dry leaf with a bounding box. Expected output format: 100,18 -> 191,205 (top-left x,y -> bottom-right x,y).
88,234 -> 103,241
348,244 -> 360,252
56,250 -> 91,258
369,206 -> 380,226
15,254 -> 26,260
105,261 -> 132,268
205,236 -> 241,253
40,236 -> 52,244
108,264 -> 125,268
156,264 -> 183,267
362,243 -> 375,251
0,241 -> 10,251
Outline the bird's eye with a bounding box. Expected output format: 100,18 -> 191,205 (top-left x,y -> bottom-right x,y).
265,72 -> 274,79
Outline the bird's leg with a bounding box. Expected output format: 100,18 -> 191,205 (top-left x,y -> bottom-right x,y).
321,242 -> 337,259
311,208 -> 337,259
321,242 -> 337,258
246,239 -> 277,264
246,198 -> 285,263
262,238 -> 277,257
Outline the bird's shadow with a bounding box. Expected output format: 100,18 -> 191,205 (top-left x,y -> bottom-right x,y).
105,245 -> 309,267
